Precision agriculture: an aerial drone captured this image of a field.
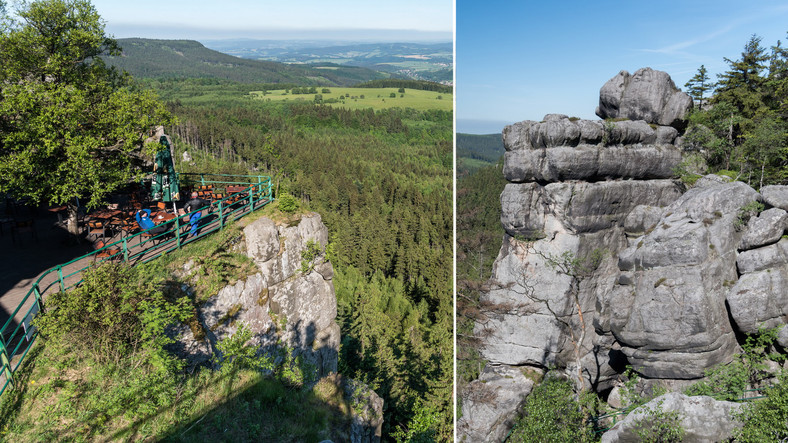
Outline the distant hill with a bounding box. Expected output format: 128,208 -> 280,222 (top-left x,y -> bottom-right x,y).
203,40 -> 453,84
457,133 -> 504,176
104,38 -> 389,86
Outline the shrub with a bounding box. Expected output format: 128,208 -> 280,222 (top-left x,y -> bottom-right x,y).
508,376 -> 595,442
278,192 -> 299,213
214,323 -> 274,374
34,262 -> 191,364
300,239 -> 322,273
734,370 -> 788,442
685,327 -> 783,400
735,200 -> 765,229
632,400 -> 685,443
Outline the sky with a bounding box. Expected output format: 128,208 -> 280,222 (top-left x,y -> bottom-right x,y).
87,0 -> 453,41
457,0 -> 788,134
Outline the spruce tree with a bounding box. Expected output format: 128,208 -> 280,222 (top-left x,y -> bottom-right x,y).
685,65 -> 711,110
714,34 -> 770,117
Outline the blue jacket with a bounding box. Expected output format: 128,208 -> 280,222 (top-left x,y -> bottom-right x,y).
135,209 -> 155,230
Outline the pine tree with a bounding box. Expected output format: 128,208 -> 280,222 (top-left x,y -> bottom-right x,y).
685,65 -> 711,110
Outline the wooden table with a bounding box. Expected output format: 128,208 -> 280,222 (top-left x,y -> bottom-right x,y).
151,212 -> 176,224
226,185 -> 249,193
88,210 -> 122,221
47,205 -> 68,226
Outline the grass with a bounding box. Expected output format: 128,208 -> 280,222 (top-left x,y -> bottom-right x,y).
0,205 -> 361,442
0,344 -> 352,442
250,87 -> 453,112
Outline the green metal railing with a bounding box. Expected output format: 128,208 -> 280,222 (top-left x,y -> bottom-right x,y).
0,174 -> 272,397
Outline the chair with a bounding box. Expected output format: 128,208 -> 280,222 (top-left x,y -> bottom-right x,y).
94,241 -> 121,261
211,192 -> 226,204
87,220 -> 106,241
11,219 -> 37,244
119,218 -> 138,239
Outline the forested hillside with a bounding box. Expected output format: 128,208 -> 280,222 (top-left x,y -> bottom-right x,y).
203,40 -> 453,84
456,133 -> 504,176
105,38 -> 388,85
157,84 -> 454,440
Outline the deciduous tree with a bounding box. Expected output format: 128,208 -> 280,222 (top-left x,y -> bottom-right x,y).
0,0 -> 172,234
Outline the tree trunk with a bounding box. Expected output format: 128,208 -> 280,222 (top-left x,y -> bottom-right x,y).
66,203 -> 80,237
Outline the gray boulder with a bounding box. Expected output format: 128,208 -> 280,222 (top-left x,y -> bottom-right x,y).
739,208 -> 788,250
503,116 -> 677,152
727,266 -> 788,341
737,238 -> 788,274
596,68 -> 693,128
544,180 -> 682,234
480,229 -> 626,374
663,179 -> 760,223
761,185 -> 788,210
601,393 -> 743,443
458,364 -> 539,443
500,180 -> 681,237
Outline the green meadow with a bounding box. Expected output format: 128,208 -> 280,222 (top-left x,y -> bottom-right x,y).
250,87 -> 453,111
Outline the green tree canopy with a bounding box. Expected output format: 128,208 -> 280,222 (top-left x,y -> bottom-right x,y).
685,65 -> 711,110
0,0 -> 172,231
714,34 -> 770,117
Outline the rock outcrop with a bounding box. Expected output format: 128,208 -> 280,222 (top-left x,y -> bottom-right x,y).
171,213 -> 340,378
600,393 -> 743,443
169,213 -> 383,441
596,68 -> 693,129
460,67 -> 788,441
457,365 -> 540,443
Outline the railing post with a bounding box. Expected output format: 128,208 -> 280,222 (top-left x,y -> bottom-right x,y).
219,200 -> 224,230
175,216 -> 182,249
248,185 -> 254,212
57,266 -> 65,292
0,340 -> 12,390
123,238 -> 129,262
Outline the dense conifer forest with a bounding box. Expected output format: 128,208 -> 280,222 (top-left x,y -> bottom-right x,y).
155,81 -> 454,440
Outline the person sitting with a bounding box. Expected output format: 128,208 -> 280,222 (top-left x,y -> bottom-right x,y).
135,209 -> 167,236
183,192 -> 209,237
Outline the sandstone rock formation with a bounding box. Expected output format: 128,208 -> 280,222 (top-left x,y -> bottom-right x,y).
460,67 -> 788,441
596,68 -> 693,128
457,365 -> 540,443
171,213 -> 339,377
600,393 -> 743,443
170,213 -> 383,441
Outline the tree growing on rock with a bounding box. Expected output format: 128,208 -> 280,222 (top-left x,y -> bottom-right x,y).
507,240 -> 605,393
685,65 -> 711,110
0,0 -> 172,234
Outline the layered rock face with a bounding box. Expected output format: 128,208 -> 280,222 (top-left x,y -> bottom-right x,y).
171,214 -> 339,376
481,110 -> 685,376
173,213 -> 383,441
460,68 -> 788,441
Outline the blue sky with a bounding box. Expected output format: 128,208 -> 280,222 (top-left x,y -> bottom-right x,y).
89,0 -> 453,41
457,1 -> 788,134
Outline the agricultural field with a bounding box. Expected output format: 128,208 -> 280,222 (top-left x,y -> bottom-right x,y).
250,87 -> 453,111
